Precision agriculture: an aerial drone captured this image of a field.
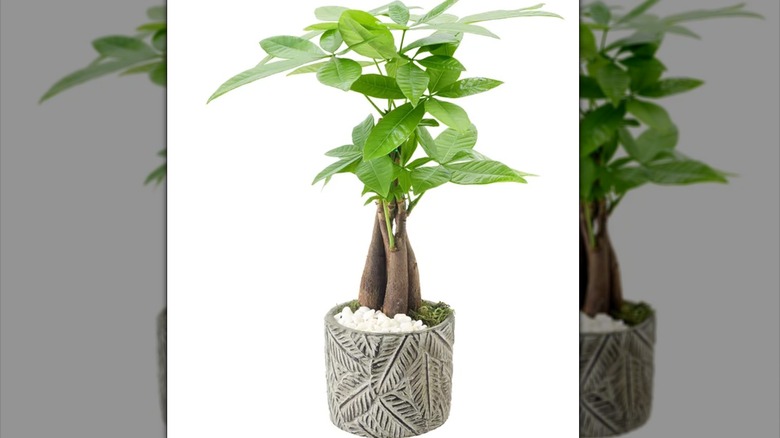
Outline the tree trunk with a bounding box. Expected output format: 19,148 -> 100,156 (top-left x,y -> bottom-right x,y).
358,205 -> 387,310
358,199 -> 422,317
580,200 -> 624,316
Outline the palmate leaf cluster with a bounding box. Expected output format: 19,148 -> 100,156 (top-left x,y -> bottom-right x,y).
40,6 -> 167,185
579,0 -> 761,205
209,1 -> 561,208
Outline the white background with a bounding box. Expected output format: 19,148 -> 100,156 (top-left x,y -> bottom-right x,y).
168,1 -> 578,437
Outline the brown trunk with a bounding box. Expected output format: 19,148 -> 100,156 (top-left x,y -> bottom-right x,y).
358,205 -> 387,309
406,237 -> 422,312
580,200 -> 624,316
358,199 -> 421,317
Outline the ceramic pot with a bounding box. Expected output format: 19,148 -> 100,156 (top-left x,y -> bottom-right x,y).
580,310 -> 656,436
324,303 -> 455,438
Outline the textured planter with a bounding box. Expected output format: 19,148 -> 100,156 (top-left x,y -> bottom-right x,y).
157,307 -> 167,423
580,310 -> 656,437
324,303 -> 455,438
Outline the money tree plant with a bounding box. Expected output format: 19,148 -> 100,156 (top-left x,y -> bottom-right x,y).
579,1 -> 761,318
209,1 -> 561,317
40,6 -> 167,185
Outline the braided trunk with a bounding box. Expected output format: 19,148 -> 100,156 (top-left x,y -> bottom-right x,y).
580,200 -> 624,316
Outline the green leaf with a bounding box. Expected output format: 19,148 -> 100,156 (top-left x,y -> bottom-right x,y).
620,56 -> 665,92
459,5 -> 561,23
615,0 -> 659,24
419,118 -> 440,127
433,126 -> 478,163
415,127 -> 439,158
401,33 -> 460,53
580,155 -> 597,199
364,103 -> 425,160
350,74 -> 406,99
662,4 -> 763,25
642,159 -> 728,184
41,54 -> 159,102
626,98 -> 675,132
304,23 -> 339,30
208,57 -> 319,102
596,63 -> 630,107
580,24 -> 598,60
407,157 -> 433,169
121,62 -> 160,76
356,156 -> 395,197
325,144 -> 362,158
417,55 -> 465,71
352,114 -> 375,148
317,57 -> 362,91
92,36 -> 157,58
638,77 -> 704,98
416,0 -> 459,24
288,60 -> 371,75
426,68 -> 461,92
605,32 -> 663,52
580,103 -> 626,156
149,62 -> 166,86
315,6 -> 348,21
312,155 -> 362,185
152,30 -> 166,52
411,166 -> 451,193
398,167 -> 413,192
395,63 -> 429,106
587,1 -> 612,26
619,127 -> 676,164
137,22 -> 167,33
580,76 -> 605,98
389,1 -> 410,25
417,22 -> 499,39
338,10 -> 397,59
144,162 -> 166,186
260,35 -> 326,59
147,6 -> 166,20
445,160 -> 527,185
425,99 -> 471,132
612,166 -> 650,193
429,42 -> 460,57
400,131 -> 418,165
320,30 -> 344,52
436,77 -> 502,98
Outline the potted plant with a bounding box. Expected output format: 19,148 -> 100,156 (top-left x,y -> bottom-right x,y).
40,5 -> 168,423
208,1 -> 560,436
578,1 -> 761,435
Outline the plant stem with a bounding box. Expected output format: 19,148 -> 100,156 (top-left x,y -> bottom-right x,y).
365,95 -> 385,115
400,30 -> 407,50
374,60 -> 384,76
608,194 -> 624,215
383,200 -> 396,250
600,29 -> 609,52
583,201 -> 596,248
407,192 -> 424,216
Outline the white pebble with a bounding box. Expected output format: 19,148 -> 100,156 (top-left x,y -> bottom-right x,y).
580,312 -> 627,333
334,306 -> 427,333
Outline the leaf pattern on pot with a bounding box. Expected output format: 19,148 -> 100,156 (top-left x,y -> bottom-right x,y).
580,314 -> 656,436
324,305 -> 455,438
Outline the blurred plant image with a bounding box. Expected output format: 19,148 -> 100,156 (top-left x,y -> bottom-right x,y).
579,0 -> 762,319
578,1 -> 762,436
39,5 -> 168,423
40,6 -> 167,186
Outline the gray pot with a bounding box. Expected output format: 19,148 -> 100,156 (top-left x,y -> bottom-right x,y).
324,303 -> 455,438
580,311 -> 656,437
157,307 -> 167,423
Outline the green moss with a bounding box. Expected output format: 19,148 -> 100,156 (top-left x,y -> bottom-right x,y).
346,300 -> 361,313
409,301 -> 453,328
610,301 -> 654,326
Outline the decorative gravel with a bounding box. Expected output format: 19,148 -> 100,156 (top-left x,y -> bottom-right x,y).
334,306 -> 427,333
580,312 -> 628,333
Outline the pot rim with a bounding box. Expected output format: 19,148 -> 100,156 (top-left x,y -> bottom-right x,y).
579,303 -> 655,339
324,301 -> 455,337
